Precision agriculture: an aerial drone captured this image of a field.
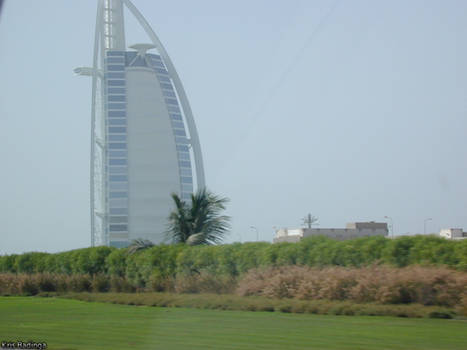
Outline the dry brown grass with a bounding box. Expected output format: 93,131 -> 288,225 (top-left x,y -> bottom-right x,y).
0,272 -> 236,295
173,272 -> 237,294
236,265 -> 467,307
0,273 -> 137,295
56,292 -> 459,318
2,265 -> 466,316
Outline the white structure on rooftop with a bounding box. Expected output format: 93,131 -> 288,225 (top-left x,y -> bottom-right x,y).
274,222 -> 389,243
75,0 -> 205,247
439,228 -> 467,240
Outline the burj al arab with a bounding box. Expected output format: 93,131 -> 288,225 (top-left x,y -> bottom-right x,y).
75,0 -> 205,247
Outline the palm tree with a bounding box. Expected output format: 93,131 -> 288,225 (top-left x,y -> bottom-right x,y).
127,238 -> 154,254
167,189 -> 230,245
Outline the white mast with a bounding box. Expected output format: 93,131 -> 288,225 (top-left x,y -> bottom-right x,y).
103,0 -> 126,50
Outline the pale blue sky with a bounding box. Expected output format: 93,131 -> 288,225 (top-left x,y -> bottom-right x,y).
1,0 -> 466,254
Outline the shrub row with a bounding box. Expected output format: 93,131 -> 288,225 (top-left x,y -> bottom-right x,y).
1,236 -> 466,289
0,272 -> 234,296
2,265 -> 466,310
0,273 -> 135,295
58,292 -> 460,319
236,265 -> 467,307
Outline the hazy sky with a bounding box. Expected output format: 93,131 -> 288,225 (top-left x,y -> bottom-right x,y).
1,0 -> 466,254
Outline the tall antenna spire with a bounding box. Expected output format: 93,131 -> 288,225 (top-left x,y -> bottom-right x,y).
102,0 -> 126,50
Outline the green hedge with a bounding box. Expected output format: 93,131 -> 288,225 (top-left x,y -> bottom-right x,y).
1,235 -> 466,288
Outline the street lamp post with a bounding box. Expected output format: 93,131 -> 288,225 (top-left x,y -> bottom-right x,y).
250,226 -> 259,242
424,218 -> 432,235
384,216 -> 394,238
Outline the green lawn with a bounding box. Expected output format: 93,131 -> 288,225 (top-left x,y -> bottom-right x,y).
1,297 -> 466,350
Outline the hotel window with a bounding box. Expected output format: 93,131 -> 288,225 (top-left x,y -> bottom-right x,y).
108,111 -> 126,117
108,88 -> 126,94
109,224 -> 128,232
181,184 -> 193,192
109,135 -> 126,141
105,72 -> 125,79
168,106 -> 180,113
171,121 -> 185,129
110,208 -> 128,215
108,103 -> 126,110
109,143 -> 127,150
176,145 -> 189,152
108,80 -> 125,86
107,65 -> 125,71
178,152 -> 190,160
152,61 -> 165,68
108,150 -> 127,157
179,161 -> 191,168
107,51 -> 125,56
109,166 -> 127,174
165,98 -> 179,105
174,129 -> 186,137
109,198 -> 128,207
170,114 -> 182,121
108,127 -> 126,133
181,177 -> 193,184
109,175 -> 128,181
161,83 -> 173,90
109,158 -> 127,166
106,57 -> 125,64
163,90 -> 176,97
109,182 -> 128,191
158,76 -> 170,82
109,216 -> 128,223
180,168 -> 192,176
108,95 -> 125,102
110,192 -> 128,198
175,136 -> 189,144
109,119 -> 126,126
181,193 -> 191,201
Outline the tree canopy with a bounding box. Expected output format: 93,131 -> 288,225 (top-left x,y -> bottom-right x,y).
166,189 -> 230,245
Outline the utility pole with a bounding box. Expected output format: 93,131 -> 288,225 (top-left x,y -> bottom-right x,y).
250,226 -> 259,241
424,218 -> 432,235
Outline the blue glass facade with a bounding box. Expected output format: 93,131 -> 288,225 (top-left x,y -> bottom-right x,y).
146,53 -> 193,200
105,50 -> 129,247
105,50 -> 194,247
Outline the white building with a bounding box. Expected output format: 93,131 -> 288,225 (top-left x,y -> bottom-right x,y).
274,222 -> 388,243
75,0 -> 204,247
439,228 -> 467,240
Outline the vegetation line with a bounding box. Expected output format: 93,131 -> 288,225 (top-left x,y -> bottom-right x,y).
50,292 -> 459,319
1,235 -> 466,280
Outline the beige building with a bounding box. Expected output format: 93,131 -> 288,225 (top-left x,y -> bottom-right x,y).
439,228 -> 467,240
273,222 -> 388,243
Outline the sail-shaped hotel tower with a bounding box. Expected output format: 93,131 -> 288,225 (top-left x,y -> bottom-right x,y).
75,0 -> 205,247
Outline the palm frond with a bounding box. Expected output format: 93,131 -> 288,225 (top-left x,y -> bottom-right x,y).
166,189 -> 230,245
186,232 -> 205,246
127,238 -> 154,254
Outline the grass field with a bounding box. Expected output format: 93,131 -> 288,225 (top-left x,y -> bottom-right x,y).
1,297 -> 466,350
